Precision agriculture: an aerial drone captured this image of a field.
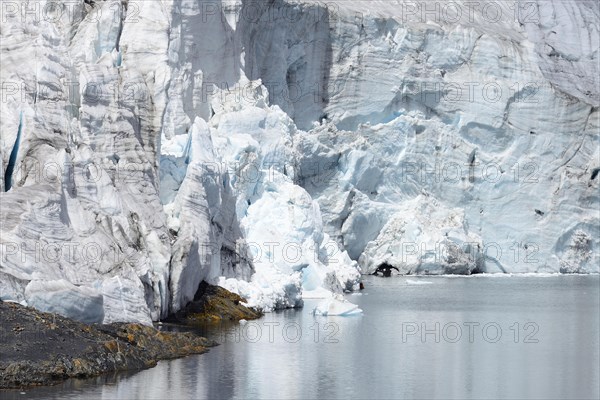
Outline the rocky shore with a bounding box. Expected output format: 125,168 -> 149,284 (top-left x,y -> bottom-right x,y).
0,283 -> 262,389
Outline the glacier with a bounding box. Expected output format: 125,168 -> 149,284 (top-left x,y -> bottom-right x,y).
0,0 -> 598,324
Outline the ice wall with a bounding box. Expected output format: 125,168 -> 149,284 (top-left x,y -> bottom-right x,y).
0,0 -> 597,323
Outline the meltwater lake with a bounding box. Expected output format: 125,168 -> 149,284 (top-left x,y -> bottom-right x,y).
12,275 -> 600,400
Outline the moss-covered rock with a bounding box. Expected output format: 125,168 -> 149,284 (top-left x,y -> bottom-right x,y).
166,281 -> 263,325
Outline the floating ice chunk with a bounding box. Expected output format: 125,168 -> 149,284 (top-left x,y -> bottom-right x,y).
312,295 -> 363,316
406,279 -> 433,285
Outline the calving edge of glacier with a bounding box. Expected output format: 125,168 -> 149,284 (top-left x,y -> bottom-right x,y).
0,0 -> 598,325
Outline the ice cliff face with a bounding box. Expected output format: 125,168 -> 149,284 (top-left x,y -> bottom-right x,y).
1,0 -> 598,324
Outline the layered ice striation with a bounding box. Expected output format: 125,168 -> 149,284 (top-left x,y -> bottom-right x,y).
0,0 -> 598,323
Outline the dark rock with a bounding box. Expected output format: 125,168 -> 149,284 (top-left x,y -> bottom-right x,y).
372,263 -> 400,277
0,302 -> 212,389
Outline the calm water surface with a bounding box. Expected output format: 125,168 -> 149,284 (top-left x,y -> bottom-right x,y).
8,275 -> 600,399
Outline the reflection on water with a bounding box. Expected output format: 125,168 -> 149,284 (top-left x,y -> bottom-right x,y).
7,275 -> 600,400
